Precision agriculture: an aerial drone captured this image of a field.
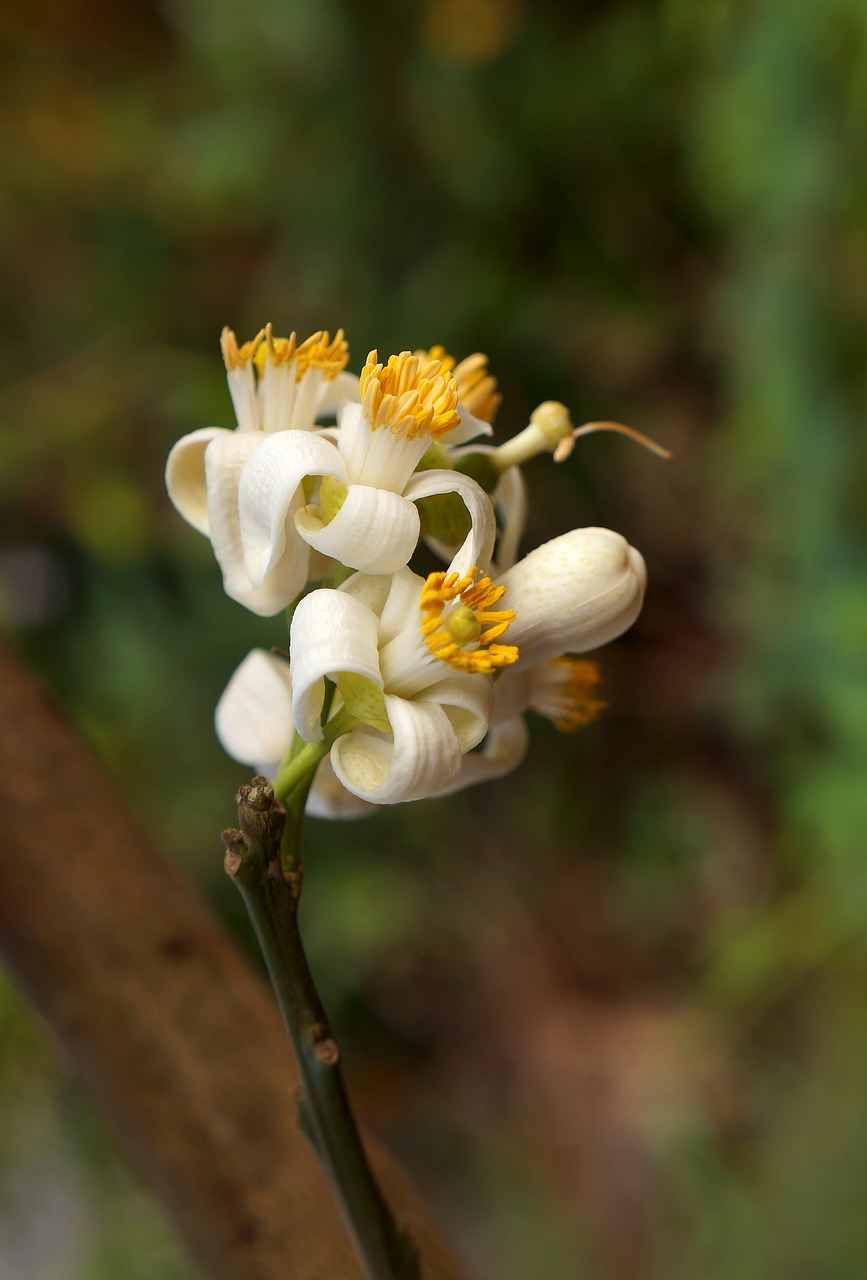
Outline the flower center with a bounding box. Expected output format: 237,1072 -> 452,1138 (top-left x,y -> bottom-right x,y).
417,345 -> 501,424
534,658 -> 607,732
360,350 -> 461,441
419,568 -> 519,674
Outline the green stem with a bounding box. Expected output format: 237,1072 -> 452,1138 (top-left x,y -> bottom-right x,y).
224,781 -> 419,1280
273,705 -> 358,808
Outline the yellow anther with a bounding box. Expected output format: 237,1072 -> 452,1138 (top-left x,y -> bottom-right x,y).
360,350 -> 461,441
221,326 -> 266,371
419,567 -> 518,674
416,345 -> 501,423
293,328 -> 349,381
539,659 -> 607,732
223,323 -> 348,382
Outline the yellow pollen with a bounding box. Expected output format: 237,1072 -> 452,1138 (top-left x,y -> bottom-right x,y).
221,326 -> 266,371
416,345 -> 501,424
547,659 -> 607,732
360,349 -> 461,441
292,327 -> 349,381
419,567 -> 518,674
223,323 -> 349,381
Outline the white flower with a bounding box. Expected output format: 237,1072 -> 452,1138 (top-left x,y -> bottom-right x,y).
165,325 -> 356,614
434,526 -> 647,795
217,527 -> 645,814
215,560 -> 518,808
235,350 -> 499,613
216,557 -> 522,810
286,561 -> 520,804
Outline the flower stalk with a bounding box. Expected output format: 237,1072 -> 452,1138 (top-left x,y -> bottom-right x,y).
223,778 -> 419,1280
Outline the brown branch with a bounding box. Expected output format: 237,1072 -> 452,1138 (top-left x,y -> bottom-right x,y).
0,639 -> 468,1280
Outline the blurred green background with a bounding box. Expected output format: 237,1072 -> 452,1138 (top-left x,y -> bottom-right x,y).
3,0 -> 867,1276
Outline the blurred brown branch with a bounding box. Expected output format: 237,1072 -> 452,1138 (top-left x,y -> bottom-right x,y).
0,640 -> 467,1280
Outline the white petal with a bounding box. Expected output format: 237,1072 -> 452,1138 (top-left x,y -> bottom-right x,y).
306,753 -> 377,821
215,649 -> 294,773
238,430 -> 348,588
491,465 -> 528,573
295,485 -> 421,576
331,696 -> 460,804
449,405 -> 494,445
289,589 -> 382,742
403,469 -> 496,576
166,427 -> 247,536
376,566 -> 425,645
414,671 -> 493,752
318,369 -> 361,416
203,432 -> 307,615
499,527 -> 647,667
339,571 -> 394,617
433,716 -> 530,798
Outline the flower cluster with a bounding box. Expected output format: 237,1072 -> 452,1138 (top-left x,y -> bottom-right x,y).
167,325 -> 655,817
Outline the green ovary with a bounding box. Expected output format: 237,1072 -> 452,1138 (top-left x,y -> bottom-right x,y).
416,491 -> 472,546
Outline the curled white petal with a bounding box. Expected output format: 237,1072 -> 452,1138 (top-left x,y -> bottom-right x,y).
306,754 -> 377,820
450,405 -> 494,445
215,649 -> 294,773
331,696 -> 461,804
376,566 -> 425,646
203,432 -> 307,615
490,464 -> 528,573
165,426 -> 234,535
238,430 -> 348,589
289,590 -> 382,742
295,485 -> 421,575
403,469 -> 496,577
499,527 -> 647,667
414,671 -> 493,752
318,369 -> 361,416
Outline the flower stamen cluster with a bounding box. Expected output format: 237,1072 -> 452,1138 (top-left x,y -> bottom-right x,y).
419,346 -> 502,424
420,568 -> 518,674
360,350 -> 461,441
531,658 -> 608,732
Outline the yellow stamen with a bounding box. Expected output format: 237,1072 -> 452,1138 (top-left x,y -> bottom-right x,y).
360,350 -> 461,441
253,323 -> 349,382
544,659 -> 607,732
293,328 -> 349,381
221,326 -> 266,371
419,567 -> 518,674
416,345 -> 501,424
222,323 -> 349,382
